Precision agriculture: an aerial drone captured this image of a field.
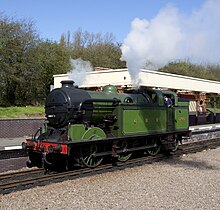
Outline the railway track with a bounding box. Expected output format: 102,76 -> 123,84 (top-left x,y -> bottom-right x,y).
0,138 -> 220,195
1,127 -> 219,160
0,149 -> 27,160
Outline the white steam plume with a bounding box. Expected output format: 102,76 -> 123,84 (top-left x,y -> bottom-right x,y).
121,0 -> 220,83
68,58 -> 93,86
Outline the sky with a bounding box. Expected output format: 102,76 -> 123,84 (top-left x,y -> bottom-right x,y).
2,0 -> 220,85
0,0 -> 206,43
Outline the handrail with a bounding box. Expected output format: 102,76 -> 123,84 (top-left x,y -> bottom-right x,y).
78,98 -> 121,112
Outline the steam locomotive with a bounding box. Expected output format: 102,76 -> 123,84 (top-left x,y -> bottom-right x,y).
22,80 -> 190,171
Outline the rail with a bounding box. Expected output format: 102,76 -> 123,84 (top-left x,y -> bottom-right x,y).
1,138 -> 219,194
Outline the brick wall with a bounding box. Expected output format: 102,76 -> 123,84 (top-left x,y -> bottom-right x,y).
0,118 -> 45,138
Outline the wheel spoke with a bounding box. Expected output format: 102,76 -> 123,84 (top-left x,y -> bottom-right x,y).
171,139 -> 179,152
81,144 -> 103,168
86,156 -> 91,164
117,140 -> 132,162
89,157 -> 93,166
147,139 -> 161,156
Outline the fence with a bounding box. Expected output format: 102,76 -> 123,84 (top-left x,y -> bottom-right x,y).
0,118 -> 45,138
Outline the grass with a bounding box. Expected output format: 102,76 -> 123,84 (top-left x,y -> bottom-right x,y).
0,106 -> 45,119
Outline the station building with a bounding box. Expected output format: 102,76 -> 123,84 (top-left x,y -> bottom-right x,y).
53,68 -> 220,125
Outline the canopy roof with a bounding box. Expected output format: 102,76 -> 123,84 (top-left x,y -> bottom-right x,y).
53,68 -> 220,93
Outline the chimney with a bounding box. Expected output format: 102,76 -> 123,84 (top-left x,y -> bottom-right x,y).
61,80 -> 75,88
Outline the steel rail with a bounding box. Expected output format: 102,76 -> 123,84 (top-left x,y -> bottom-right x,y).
0,138 -> 219,195
0,168 -> 43,181
0,149 -> 27,160
1,127 -> 220,160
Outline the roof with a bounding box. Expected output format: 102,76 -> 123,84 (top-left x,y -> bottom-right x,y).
53,68 -> 220,93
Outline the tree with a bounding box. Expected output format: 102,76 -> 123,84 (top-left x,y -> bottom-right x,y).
61,29 -> 126,69
0,14 -> 71,106
0,14 -> 39,106
159,61 -> 220,82
31,41 -> 71,101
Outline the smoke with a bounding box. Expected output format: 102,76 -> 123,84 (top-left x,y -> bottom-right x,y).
68,58 -> 93,86
121,0 -> 220,83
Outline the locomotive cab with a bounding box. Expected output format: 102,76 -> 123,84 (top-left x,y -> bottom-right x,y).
142,88 -> 177,106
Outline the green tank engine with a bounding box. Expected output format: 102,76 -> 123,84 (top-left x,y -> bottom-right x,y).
23,80 -> 190,170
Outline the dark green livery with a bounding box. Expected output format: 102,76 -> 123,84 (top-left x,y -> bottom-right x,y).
24,81 -> 190,170
66,86 -> 189,140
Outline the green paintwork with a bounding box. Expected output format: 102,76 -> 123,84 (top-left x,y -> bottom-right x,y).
122,108 -> 167,135
68,124 -> 85,141
103,85 -> 118,93
111,105 -> 167,137
68,124 -> 106,141
175,108 -> 189,130
167,108 -> 175,131
88,90 -> 149,104
68,86 -> 189,140
87,90 -> 149,122
82,127 -> 106,140
111,104 -> 189,137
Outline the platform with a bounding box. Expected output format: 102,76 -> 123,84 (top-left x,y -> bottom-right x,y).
190,123 -> 220,132
0,137 -> 25,151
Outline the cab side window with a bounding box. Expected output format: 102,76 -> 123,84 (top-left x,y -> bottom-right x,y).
148,92 -> 158,103
164,94 -> 174,107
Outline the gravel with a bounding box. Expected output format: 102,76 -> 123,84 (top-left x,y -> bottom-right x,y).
0,157 -> 27,173
1,147 -> 220,210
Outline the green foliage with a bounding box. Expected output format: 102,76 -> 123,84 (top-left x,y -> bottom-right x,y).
159,61 -> 220,82
0,106 -> 44,118
29,41 -> 71,100
0,14 -> 39,106
62,28 -> 126,69
0,14 -> 71,106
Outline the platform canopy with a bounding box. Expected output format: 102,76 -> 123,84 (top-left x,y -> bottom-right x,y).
53,68 -> 220,94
